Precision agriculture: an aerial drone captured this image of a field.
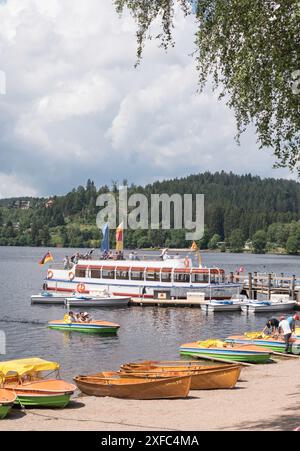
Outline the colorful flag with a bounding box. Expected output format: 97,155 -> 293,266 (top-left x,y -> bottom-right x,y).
116,222 -> 123,251
191,241 -> 199,251
101,223 -> 110,252
39,251 -> 54,265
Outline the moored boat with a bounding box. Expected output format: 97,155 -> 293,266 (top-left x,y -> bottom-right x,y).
48,319 -> 120,334
0,358 -> 76,408
74,373 -> 191,399
201,300 -> 242,312
0,390 -> 16,419
118,365 -> 242,390
64,295 -> 130,307
180,339 -> 271,363
226,334 -> 300,354
241,300 -> 296,313
31,292 -> 68,305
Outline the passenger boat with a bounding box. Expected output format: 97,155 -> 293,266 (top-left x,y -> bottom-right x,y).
226,335 -> 300,354
64,295 -> 130,307
201,300 -> 242,312
241,299 -> 296,313
0,390 -> 16,419
44,256 -> 242,300
118,365 -> 242,390
74,373 -> 191,399
0,358 -> 76,408
180,340 -> 271,363
48,319 -> 120,334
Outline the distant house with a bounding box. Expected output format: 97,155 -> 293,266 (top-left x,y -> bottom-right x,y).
244,241 -> 253,251
12,200 -> 31,210
45,198 -> 54,209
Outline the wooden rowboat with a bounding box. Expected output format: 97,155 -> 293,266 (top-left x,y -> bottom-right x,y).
118,366 -> 242,390
121,361 -> 237,372
0,389 -> 16,419
180,340 -> 271,363
48,320 -> 120,334
74,373 -> 191,399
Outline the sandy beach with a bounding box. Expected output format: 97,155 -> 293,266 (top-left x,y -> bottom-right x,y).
1,357 -> 300,432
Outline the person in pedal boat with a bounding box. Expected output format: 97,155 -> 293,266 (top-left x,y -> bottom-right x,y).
262,318 -> 280,336
279,316 -> 292,353
77,312 -> 92,323
64,311 -> 77,323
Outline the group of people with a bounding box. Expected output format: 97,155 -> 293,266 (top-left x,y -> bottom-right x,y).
262,314 -> 300,353
101,250 -> 124,260
63,250 -> 95,269
65,311 -> 93,324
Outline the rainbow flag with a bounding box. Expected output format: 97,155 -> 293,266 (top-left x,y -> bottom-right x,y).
116,222 -> 123,251
39,251 -> 54,265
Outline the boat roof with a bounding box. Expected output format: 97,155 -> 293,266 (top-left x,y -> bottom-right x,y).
0,358 -> 59,377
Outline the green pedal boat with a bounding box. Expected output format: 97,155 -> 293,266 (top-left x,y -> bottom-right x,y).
48,319 -> 120,334
0,390 -> 16,419
0,358 -> 76,408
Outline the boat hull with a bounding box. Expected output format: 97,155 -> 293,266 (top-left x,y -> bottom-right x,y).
241,302 -> 296,313
48,320 -> 120,334
64,296 -> 130,307
0,390 -> 16,419
118,366 -> 242,390
180,342 -> 271,363
74,374 -> 191,399
201,303 -> 241,312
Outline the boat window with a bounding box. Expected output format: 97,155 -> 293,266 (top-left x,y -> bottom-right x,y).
90,269 -> 101,279
146,271 -> 160,282
102,269 -> 115,279
192,273 -> 209,283
75,268 -> 86,278
116,270 -> 129,280
174,273 -> 190,283
131,270 -> 145,281
161,272 -> 172,282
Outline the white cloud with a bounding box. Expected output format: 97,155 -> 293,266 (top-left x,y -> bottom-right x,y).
0,0 -> 295,198
0,173 -> 38,198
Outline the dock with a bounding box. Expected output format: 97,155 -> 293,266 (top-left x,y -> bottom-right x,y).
227,272 -> 300,302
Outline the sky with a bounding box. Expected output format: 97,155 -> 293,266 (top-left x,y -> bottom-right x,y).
0,0 -> 296,199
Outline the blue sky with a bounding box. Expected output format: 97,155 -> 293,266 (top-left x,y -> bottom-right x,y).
0,0 -> 295,198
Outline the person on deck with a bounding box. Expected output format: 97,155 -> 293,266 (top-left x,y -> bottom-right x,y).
262,318 -> 280,336
286,314 -> 300,334
278,316 -> 292,353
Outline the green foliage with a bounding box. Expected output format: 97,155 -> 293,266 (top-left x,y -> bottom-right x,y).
228,228 -> 245,252
114,0 -> 300,174
252,230 -> 267,254
208,233 -> 221,250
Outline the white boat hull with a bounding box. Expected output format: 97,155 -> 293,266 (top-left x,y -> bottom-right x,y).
201,303 -> 242,312
241,302 -> 296,313
64,296 -> 130,307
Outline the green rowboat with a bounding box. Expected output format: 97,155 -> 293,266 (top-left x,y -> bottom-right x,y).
48,320 -> 120,334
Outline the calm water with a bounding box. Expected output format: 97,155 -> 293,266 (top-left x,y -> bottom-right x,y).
0,247 -> 299,380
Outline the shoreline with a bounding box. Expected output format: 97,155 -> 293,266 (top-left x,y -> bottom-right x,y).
1,358 -> 300,431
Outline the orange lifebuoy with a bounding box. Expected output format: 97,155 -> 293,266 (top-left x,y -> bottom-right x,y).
69,272 -> 75,281
77,283 -> 86,294
47,270 -> 54,279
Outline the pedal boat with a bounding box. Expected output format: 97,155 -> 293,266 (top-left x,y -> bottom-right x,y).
48,320 -> 120,334
180,339 -> 271,363
226,334 -> 300,354
0,358 -> 76,408
0,390 -> 16,419
74,373 -> 191,399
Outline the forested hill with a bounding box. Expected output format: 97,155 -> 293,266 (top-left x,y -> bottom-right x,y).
0,172 -> 300,254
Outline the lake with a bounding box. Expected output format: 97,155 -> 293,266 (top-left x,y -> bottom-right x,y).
0,246 -> 299,380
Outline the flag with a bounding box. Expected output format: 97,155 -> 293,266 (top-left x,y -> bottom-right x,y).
191,241 -> 199,251
39,251 -> 54,265
101,223 -> 110,252
116,222 -> 123,251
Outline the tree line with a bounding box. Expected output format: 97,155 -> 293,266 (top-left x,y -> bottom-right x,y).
0,172 -> 299,254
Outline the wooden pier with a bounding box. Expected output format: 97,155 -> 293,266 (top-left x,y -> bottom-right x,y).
227,272 -> 300,302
